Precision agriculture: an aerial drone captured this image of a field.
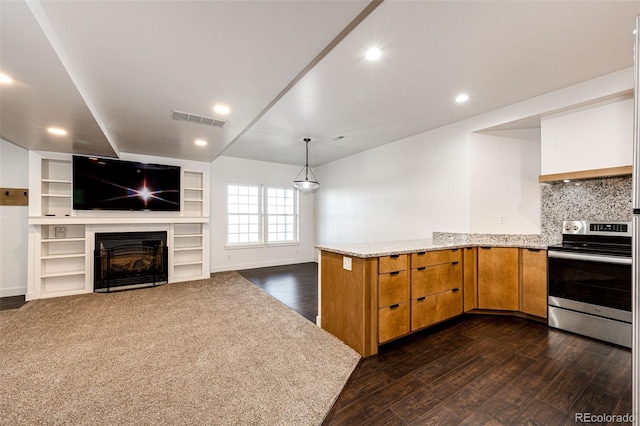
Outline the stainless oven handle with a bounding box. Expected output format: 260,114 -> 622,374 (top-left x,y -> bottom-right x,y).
548,251 -> 632,265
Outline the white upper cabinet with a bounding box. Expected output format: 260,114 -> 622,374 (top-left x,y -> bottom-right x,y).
540,95 -> 633,175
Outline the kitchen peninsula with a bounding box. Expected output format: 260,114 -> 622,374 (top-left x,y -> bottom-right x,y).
316,233 -> 549,357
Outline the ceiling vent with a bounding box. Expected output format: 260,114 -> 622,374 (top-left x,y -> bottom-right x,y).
172,110 -> 227,128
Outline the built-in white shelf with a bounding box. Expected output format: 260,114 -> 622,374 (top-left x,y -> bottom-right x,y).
41,271 -> 85,279
28,152 -> 211,301
183,171 -> 204,217
174,246 -> 204,252
41,159 -> 73,216
172,222 -> 205,282
41,254 -> 86,260
41,237 -> 85,243
42,179 -> 72,184
174,260 -> 203,267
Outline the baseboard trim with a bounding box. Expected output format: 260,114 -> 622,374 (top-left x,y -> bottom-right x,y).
210,257 -> 317,273
0,287 -> 27,298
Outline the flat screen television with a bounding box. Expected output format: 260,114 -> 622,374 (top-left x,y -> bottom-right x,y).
73,156 -> 181,211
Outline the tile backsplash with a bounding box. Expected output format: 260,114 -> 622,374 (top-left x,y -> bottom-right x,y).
540,175 -> 632,244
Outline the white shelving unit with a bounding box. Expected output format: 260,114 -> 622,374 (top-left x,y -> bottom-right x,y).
41,158 -> 72,217
38,224 -> 88,297
173,223 -> 205,281
28,152 -> 211,301
183,170 -> 204,217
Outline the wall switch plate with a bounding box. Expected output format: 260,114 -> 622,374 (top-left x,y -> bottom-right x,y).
499,215 -> 506,225
54,226 -> 66,238
343,256 -> 352,271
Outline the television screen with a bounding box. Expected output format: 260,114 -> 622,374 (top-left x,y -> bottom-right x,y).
73,156 -> 181,211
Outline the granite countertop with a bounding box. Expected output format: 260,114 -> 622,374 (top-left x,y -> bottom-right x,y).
315,232 -> 551,258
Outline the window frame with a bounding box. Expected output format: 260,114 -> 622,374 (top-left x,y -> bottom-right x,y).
225,183 -> 263,248
265,186 -> 299,246
225,183 -> 300,249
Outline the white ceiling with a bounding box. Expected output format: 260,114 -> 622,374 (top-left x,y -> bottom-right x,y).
1,1 -> 639,167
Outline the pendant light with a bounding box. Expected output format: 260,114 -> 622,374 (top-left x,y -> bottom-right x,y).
293,138 -> 319,192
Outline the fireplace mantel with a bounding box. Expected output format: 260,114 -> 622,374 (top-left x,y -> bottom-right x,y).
29,216 -> 208,225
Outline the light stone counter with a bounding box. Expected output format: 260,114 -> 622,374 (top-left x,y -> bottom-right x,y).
315,232 -> 550,258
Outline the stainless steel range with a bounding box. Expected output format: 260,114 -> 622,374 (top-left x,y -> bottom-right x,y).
547,220 -> 632,348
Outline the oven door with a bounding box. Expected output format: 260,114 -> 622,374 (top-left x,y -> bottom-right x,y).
547,251 -> 632,319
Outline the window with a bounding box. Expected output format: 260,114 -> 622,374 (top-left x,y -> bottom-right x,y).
266,187 -> 297,243
226,184 -> 298,246
227,184 -> 261,245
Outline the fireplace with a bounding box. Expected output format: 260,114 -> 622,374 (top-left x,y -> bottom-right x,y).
94,231 -> 168,292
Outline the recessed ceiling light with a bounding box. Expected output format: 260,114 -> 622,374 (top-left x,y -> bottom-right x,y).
47,127 -> 68,136
195,139 -> 207,146
0,73 -> 13,84
213,104 -> 230,115
365,47 -> 382,61
455,94 -> 469,103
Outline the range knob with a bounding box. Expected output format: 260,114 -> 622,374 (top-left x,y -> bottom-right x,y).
573,225 -> 579,231
565,224 -> 571,230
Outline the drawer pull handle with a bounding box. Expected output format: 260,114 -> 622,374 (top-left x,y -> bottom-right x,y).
390,254 -> 400,259
452,288 -> 460,292
417,297 -> 426,301
452,261 -> 459,265
417,251 -> 426,255
451,248 -> 459,252
417,267 -> 426,271
390,271 -> 400,275
480,246 -> 491,249
528,248 -> 541,252
390,304 -> 400,309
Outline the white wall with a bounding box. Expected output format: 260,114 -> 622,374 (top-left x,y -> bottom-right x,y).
541,95 -> 633,175
315,68 -> 633,244
210,156 -> 316,271
0,139 -> 29,297
315,126 -> 471,244
470,129 -> 541,234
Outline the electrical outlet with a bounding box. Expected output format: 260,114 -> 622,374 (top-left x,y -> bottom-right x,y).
499,215 -> 506,225
343,256 -> 352,271
54,226 -> 66,238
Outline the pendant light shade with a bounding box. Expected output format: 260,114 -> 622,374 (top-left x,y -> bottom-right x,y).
293,138 -> 319,192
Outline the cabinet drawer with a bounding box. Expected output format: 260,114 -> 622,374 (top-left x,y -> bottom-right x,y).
411,249 -> 461,268
379,254 -> 408,274
378,302 -> 410,343
411,262 -> 462,298
379,270 -> 409,308
411,289 -> 463,331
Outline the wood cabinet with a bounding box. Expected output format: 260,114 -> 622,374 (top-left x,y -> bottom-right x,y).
521,249 -> 548,318
320,244 -> 548,357
463,247 -> 477,312
410,249 -> 462,331
477,247 -> 519,311
377,254 -> 409,343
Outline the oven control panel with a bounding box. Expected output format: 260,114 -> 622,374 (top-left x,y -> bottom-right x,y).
562,220 -> 631,236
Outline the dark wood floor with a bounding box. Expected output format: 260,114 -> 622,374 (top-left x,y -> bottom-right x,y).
238,263 -> 632,425
0,295 -> 26,311
237,262 -> 318,322
323,314 -> 632,426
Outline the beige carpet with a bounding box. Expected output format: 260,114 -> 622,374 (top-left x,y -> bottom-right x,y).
0,272 -> 360,425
